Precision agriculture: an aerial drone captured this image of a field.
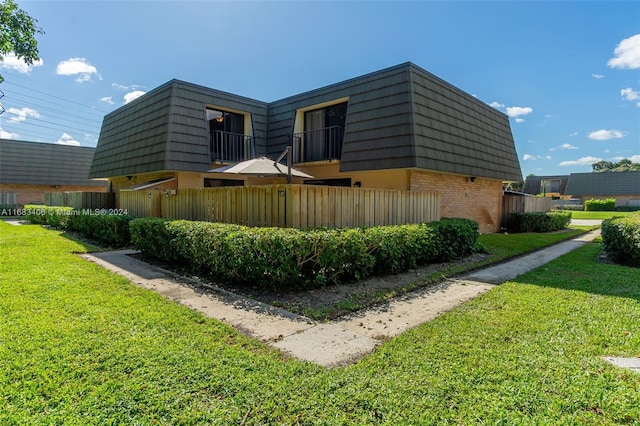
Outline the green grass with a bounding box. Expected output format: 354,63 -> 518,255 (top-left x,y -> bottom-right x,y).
2,222 -> 639,424
570,211 -> 636,220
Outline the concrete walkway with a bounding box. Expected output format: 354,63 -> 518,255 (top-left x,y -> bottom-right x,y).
80,228 -> 601,367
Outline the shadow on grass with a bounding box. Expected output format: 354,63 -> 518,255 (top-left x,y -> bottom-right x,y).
517,242 -> 640,301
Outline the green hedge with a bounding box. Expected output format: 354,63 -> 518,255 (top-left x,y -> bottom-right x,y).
510,211 -> 572,233
24,205 -> 132,247
130,218 -> 480,290
602,213 -> 640,267
584,198 -> 616,211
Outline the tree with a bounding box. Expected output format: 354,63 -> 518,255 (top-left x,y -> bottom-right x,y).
592,159 -> 640,172
0,0 -> 43,83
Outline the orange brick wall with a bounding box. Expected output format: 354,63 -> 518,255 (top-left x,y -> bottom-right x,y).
0,183 -> 107,206
409,171 -> 503,233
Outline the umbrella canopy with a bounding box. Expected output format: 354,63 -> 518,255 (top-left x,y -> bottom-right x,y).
208,157 -> 313,179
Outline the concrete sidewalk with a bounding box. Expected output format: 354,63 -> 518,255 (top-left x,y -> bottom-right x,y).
82,229 -> 601,367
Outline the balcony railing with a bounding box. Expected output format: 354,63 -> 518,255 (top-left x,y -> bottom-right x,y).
210,131 -> 256,163
292,126 -> 343,163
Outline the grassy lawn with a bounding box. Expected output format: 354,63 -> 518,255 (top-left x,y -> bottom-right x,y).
569,210 -> 637,220
1,221 -> 639,424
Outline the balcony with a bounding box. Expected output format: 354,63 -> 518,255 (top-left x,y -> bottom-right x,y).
292,126 -> 344,163
210,131 -> 256,163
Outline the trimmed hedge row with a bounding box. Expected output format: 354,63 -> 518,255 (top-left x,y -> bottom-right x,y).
510,211 -> 572,233
130,217 -> 480,290
585,198 -> 616,211
602,213 -> 640,267
24,205 -> 132,247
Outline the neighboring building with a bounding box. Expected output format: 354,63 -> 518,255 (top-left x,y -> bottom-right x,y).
0,139 -> 107,206
90,62 -> 523,232
522,175 -> 570,199
564,171 -> 640,207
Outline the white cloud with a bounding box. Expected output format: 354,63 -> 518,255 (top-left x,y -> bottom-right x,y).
7,107 -> 40,123
523,154 -> 540,161
629,154 -> 640,163
588,129 -> 625,140
100,96 -> 114,105
124,90 -> 146,104
113,83 -> 144,91
591,73 -> 605,79
56,133 -> 81,146
0,127 -> 20,139
489,101 -> 505,109
559,156 -> 603,166
544,114 -> 553,118
621,87 -> 640,106
515,118 -> 525,123
560,143 -> 578,150
604,149 -> 610,154
546,155 -> 552,160
505,106 -> 533,118
0,52 -> 43,74
607,34 -> 640,70
568,132 -> 579,137
56,58 -> 99,83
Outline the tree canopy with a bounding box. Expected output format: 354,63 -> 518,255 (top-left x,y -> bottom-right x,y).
592,159 -> 640,172
0,0 -> 43,83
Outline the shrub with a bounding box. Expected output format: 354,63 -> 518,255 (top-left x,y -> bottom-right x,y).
129,218 -> 480,291
601,213 -> 640,267
584,198 -> 616,211
67,213 -> 133,247
24,204 -> 132,247
510,211 -> 572,233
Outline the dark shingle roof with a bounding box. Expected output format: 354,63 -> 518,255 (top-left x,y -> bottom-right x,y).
564,171 -> 640,196
91,62 -> 523,182
0,139 -> 106,187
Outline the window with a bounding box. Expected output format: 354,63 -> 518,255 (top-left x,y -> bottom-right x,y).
207,108 -> 248,162
298,102 -> 347,162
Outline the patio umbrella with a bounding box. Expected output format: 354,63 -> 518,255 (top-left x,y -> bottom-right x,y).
208,156 -> 313,182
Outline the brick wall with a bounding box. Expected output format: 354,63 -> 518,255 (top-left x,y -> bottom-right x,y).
409,171 -> 503,233
0,184 -> 106,205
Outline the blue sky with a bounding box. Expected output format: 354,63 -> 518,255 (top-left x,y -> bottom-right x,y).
2,1 -> 639,180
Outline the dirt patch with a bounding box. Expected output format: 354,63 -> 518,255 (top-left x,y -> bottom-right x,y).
130,252 -> 489,320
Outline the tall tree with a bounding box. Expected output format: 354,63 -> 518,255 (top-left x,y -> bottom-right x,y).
0,0 -> 43,83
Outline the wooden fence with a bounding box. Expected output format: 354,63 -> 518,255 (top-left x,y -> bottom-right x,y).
501,192 -> 552,229
120,184 -> 441,228
45,192 -> 115,210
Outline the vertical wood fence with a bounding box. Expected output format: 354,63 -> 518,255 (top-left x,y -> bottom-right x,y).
45,192 -> 115,210
501,193 -> 552,229
120,185 -> 441,228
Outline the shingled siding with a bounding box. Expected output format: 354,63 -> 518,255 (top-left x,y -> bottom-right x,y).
268,63 -> 415,168
409,65 -> 522,182
90,81 -> 269,179
409,170 -> 503,233
90,83 -> 174,178
169,82 -> 269,168
1,139 -> 104,187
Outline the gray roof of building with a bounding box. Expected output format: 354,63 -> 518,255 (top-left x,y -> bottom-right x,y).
0,139 -> 106,186
523,175 -> 569,195
91,62 -> 523,182
564,171 -> 640,196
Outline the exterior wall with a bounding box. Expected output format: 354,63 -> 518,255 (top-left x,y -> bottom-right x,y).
0,183 -> 106,205
297,162 -> 409,190
409,170 -> 503,233
576,195 -> 640,207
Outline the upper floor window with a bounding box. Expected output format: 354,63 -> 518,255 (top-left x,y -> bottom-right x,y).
206,108 -> 254,163
294,101 -> 348,162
